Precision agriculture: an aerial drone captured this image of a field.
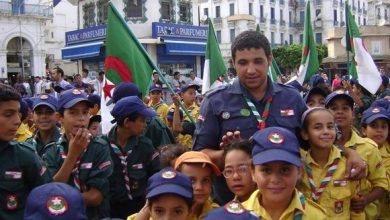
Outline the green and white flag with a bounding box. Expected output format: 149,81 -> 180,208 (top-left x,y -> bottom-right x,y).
297,0 -> 319,85
202,18 -> 227,94
345,1 -> 381,94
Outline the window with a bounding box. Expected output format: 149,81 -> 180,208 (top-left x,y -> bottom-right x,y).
271,7 -> 275,19
315,33 -> 322,44
300,11 -> 304,24
230,29 -> 235,42
216,30 -> 221,43
280,33 -> 284,45
83,3 -> 96,28
249,3 -> 253,15
126,0 -> 143,18
216,6 -> 220,18
161,1 -> 171,20
97,0 -> 109,24
386,9 -> 388,19
179,2 -> 191,23
363,18 -> 366,25
271,32 -> 275,45
333,9 -> 337,22
289,11 -> 292,26
229,3 -> 234,16
358,0 -> 360,9
289,34 -> 293,44
204,7 -> 208,16
315,9 -> 321,17
299,34 -> 303,44
51,32 -> 54,39
280,9 -> 283,22
358,16 -> 361,25
260,5 -> 264,18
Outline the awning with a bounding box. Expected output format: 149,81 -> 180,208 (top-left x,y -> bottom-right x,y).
163,40 -> 206,56
61,41 -> 104,60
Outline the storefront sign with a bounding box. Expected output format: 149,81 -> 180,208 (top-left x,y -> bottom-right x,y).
152,22 -> 208,40
65,24 -> 106,45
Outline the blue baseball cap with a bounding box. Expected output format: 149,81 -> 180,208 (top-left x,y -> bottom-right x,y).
58,89 -> 92,109
111,96 -> 156,123
372,98 -> 390,112
166,108 -> 183,121
311,74 -> 325,87
381,75 -> 389,87
146,168 -> 193,199
87,94 -> 101,107
53,83 -> 74,93
149,84 -> 163,93
252,127 -> 301,167
33,94 -> 58,112
303,87 -> 327,103
286,80 -> 303,93
24,97 -> 34,110
112,82 -> 141,103
324,90 -> 354,108
180,83 -> 200,93
24,182 -> 87,220
361,107 -> 390,124
204,201 -> 259,220
20,99 -> 29,121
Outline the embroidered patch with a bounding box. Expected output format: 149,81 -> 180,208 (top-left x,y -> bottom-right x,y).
40,94 -> 49,100
335,90 -> 346,94
47,196 -> 68,215
72,89 -> 81,95
224,200 -> 245,214
6,194 -> 17,210
280,109 -> 295,116
268,132 -> 284,144
132,163 -> 143,169
198,115 -> 205,122
4,171 -> 22,179
222,112 -> 230,120
40,166 -> 47,176
372,108 -> 380,113
161,170 -> 176,179
80,162 -> 93,169
334,200 -> 343,214
333,179 -> 348,187
99,161 -> 111,170
240,108 -> 250,117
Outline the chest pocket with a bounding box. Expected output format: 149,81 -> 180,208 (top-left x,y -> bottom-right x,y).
0,179 -> 27,212
127,168 -> 148,198
268,104 -> 300,130
219,109 -> 258,139
329,187 -> 352,215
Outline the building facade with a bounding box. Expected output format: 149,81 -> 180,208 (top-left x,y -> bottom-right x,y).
367,0 -> 390,25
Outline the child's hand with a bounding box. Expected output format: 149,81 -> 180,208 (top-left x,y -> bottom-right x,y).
171,94 -> 181,107
68,128 -> 90,158
219,131 -> 241,149
351,194 -> 367,212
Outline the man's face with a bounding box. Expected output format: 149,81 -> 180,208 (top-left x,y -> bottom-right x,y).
75,75 -> 82,83
98,74 -> 104,82
51,69 -> 60,81
233,48 -> 271,91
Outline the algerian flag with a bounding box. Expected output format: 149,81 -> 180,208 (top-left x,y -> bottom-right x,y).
202,18 -> 227,94
256,24 -> 281,82
297,0 -> 319,85
101,2 -> 156,134
345,1 -> 381,94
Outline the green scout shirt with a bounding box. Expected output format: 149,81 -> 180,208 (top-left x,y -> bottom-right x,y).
106,125 -> 161,204
0,141 -> 50,220
42,136 -> 113,220
145,117 -> 175,148
25,127 -> 61,157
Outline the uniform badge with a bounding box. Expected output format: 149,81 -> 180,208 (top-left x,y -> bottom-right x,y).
47,196 -> 68,215
280,109 -> 295,116
224,201 -> 245,214
334,200 -> 343,214
240,108 -> 250,117
6,194 -> 17,210
268,132 -> 284,144
72,89 -> 81,95
132,180 -> 139,190
335,90 -> 346,94
161,170 -> 176,179
222,112 -> 230,120
40,94 -> 49,100
80,162 -> 93,169
372,108 -> 380,113
4,171 -> 22,179
333,179 -> 348,187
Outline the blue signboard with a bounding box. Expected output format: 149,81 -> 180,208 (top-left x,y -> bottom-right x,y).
65,24 -> 106,46
152,22 -> 208,41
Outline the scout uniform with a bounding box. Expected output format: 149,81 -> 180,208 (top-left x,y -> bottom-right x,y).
193,77 -> 307,204
107,96 -> 161,218
15,99 -> 32,142
204,200 -> 259,220
112,82 -> 175,148
148,84 -> 169,124
244,127 -> 327,220
0,141 -> 50,220
379,141 -> 390,219
24,182 -> 87,220
25,94 -> 61,157
299,146 -> 363,219
42,89 -> 113,220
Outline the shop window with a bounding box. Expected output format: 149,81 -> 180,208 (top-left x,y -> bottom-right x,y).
97,0 -> 109,24
216,6 -> 220,18
179,2 -> 191,23
216,30 -> 221,43
83,3 -> 96,28
161,0 -> 173,21
230,29 -> 235,42
315,33 -> 322,44
124,0 -> 144,19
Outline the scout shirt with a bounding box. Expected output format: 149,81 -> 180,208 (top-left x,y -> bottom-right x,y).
299,146 -> 363,219
0,141 -> 50,220
344,130 -> 388,219
25,127 -> 61,157
144,117 -> 175,149
243,189 -> 327,220
43,136 -> 113,220
378,141 -> 390,219
106,125 -> 161,216
148,100 -> 169,125
15,122 -> 32,142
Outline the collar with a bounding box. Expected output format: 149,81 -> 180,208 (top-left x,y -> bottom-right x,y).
0,141 -> 11,154
108,125 -> 139,148
305,146 -> 342,167
34,127 -> 61,143
344,130 -> 366,148
190,198 -> 219,220
230,76 -> 282,100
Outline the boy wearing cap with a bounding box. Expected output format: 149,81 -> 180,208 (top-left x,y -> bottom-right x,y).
303,86 -> 329,108
43,89 -> 113,220
174,151 -> 220,219
0,84 -> 50,219
148,84 -> 169,125
25,94 -> 61,157
325,90 -> 388,219
106,96 -> 161,218
15,98 -> 33,142
88,94 -> 101,116
243,127 -> 326,220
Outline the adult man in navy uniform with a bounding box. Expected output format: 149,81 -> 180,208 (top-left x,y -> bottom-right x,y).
193,31 -> 366,205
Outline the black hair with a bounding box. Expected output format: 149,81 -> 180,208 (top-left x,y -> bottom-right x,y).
117,113 -> 142,126
174,71 -> 180,76
74,73 -> 81,78
159,144 -> 187,168
53,67 -> 65,77
82,68 -> 89,74
222,139 -> 253,162
0,84 -> 21,102
98,71 -> 105,76
231,31 -> 271,61
148,193 -> 193,210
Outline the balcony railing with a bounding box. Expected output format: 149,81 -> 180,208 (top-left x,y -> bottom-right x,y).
314,0 -> 322,6
213,17 -> 222,25
0,1 -> 52,18
363,9 -> 367,14
297,1 -> 305,8
340,21 -> 345,26
377,14 -> 381,19
353,6 -> 356,11
333,0 -> 338,7
260,17 -> 266,23
280,0 -> 285,5
270,18 -> 277,25
358,8 -> 362,13
288,0 -> 295,7
280,20 -> 286,26
295,22 -> 304,28
334,20 -> 339,26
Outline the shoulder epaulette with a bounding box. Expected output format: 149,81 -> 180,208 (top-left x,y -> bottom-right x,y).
16,141 -> 36,152
363,137 -> 378,148
92,136 -> 110,146
204,84 -> 228,97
